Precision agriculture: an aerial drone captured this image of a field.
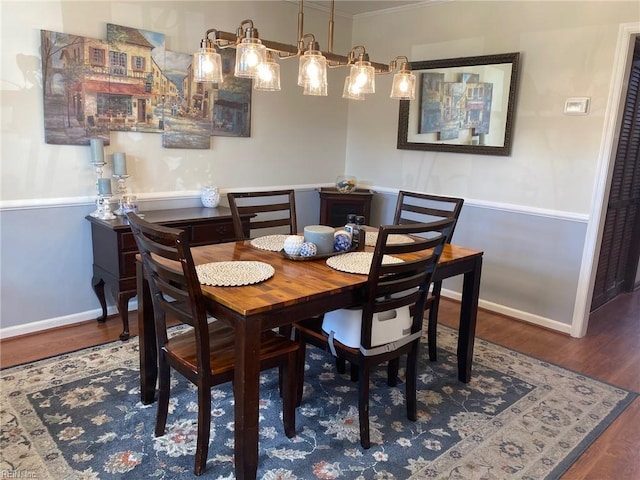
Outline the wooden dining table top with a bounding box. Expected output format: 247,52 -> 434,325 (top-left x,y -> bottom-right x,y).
190,241 -> 482,318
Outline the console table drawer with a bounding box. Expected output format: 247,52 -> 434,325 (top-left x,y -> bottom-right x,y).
121,250 -> 139,278
120,232 -> 137,252
191,222 -> 236,245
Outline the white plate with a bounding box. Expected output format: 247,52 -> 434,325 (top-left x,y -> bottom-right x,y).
196,261 -> 275,287
250,235 -> 288,252
364,231 -> 414,247
326,251 -> 403,275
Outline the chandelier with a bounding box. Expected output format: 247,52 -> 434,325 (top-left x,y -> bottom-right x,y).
192,0 -> 416,100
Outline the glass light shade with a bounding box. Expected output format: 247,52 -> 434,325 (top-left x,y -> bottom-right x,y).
390,71 -> 416,100
348,61 -> 375,94
235,38 -> 267,78
342,76 -> 364,100
298,50 -> 327,88
254,58 -> 281,91
303,81 -> 328,96
193,48 -> 223,83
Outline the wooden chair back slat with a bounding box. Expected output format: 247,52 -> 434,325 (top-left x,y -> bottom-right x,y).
227,190 -> 297,240
393,191 -> 464,243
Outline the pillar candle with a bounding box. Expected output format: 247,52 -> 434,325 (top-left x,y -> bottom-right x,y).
97,178 -> 112,195
90,138 -> 104,164
113,152 -> 127,176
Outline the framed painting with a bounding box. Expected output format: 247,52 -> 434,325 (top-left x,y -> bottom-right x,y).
41,30 -> 111,145
397,52 -> 520,156
41,25 -> 252,149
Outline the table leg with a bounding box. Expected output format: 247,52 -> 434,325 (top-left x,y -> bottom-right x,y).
117,292 -> 135,341
92,276 -> 108,322
137,260 -> 157,405
457,256 -> 482,383
234,317 -> 261,480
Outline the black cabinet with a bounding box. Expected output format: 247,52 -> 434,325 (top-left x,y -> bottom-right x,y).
319,188 -> 373,227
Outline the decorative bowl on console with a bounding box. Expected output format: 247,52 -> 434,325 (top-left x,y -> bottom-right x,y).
335,175 -> 357,193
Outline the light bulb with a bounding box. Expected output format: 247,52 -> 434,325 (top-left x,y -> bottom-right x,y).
244,49 -> 260,67
306,61 -> 320,79
257,64 -> 272,81
202,58 -> 214,74
355,71 -> 368,87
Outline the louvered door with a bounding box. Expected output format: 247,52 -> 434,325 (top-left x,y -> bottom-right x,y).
591,55 -> 640,310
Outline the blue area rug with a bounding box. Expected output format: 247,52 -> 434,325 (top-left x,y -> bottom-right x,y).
1,326 -> 635,479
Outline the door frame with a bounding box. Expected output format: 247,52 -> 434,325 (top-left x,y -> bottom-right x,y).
573,22 -> 640,338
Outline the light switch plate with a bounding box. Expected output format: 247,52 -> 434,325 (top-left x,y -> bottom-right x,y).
564,97 -> 590,115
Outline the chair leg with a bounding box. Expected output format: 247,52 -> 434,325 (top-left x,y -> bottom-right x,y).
282,351 -> 297,438
295,341 -> 306,407
335,357 -> 346,374
406,347 -> 418,422
155,357 -> 170,437
387,359 -> 399,387
193,385 -> 212,476
428,282 -> 443,362
350,362 -> 359,382
358,364 -> 371,449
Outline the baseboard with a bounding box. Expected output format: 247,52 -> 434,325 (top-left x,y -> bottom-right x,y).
441,288 -> 573,335
0,300 -> 138,339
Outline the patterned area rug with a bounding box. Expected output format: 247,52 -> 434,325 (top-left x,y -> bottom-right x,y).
1,326 -> 635,480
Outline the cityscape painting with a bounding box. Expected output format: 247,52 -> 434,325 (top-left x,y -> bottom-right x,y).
419,71 -> 493,142
40,24 -> 252,148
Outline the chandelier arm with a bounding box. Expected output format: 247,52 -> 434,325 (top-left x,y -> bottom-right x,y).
238,19 -> 255,32
375,60 -> 397,76
273,50 -> 301,60
210,30 -> 389,69
215,30 -> 240,48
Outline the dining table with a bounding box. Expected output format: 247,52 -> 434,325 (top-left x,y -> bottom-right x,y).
136,238 -> 483,480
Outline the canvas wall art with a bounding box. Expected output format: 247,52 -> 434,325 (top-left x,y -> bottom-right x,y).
40,25 -> 253,148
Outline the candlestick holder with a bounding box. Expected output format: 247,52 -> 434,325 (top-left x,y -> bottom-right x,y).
98,194 -> 116,220
112,174 -> 131,215
89,161 -> 107,218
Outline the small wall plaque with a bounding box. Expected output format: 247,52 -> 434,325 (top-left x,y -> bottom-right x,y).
564,97 -> 590,115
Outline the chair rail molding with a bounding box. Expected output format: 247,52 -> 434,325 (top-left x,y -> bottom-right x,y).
371,186 -> 589,223
0,184 -> 329,212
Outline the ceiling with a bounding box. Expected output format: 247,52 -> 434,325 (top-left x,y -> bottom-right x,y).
303,1 -> 425,16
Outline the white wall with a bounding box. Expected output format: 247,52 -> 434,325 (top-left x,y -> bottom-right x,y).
346,1 -> 639,332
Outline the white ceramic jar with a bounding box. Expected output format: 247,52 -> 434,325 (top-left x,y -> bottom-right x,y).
201,186 -> 220,208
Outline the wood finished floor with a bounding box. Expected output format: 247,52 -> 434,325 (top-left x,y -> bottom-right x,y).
1,290 -> 638,479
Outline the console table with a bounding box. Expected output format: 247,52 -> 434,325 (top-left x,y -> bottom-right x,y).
86,206 -> 243,340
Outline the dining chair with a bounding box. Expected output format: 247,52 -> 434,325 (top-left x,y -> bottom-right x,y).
227,189 -> 298,240
394,191 -> 464,362
126,212 -> 299,476
293,218 -> 455,449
